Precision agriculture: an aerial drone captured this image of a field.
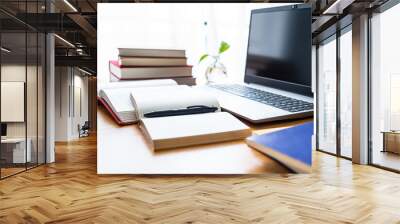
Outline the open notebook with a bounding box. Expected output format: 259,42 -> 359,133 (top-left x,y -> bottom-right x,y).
130,85 -> 252,150
98,79 -> 177,125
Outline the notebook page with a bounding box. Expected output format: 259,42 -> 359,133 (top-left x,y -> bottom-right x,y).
130,85 -> 220,119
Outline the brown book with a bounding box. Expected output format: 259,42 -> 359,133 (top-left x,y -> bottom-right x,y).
109,60 -> 192,80
118,48 -> 185,58
118,56 -> 187,67
110,74 -> 196,86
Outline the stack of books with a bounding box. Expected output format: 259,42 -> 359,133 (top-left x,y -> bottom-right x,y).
109,48 -> 196,85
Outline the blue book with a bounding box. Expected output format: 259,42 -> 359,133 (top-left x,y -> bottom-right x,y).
246,122 -> 313,173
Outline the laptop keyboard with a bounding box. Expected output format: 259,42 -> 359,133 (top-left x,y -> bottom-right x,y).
210,84 -> 313,113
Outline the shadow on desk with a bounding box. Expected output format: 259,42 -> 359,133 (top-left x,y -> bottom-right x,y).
97,105 -> 312,175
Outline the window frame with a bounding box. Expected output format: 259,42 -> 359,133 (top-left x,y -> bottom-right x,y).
315,23 -> 352,160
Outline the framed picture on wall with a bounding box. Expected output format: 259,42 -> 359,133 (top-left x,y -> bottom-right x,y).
1,81 -> 25,122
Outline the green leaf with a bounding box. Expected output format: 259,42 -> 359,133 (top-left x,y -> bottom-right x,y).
199,54 -> 209,63
218,41 -> 230,54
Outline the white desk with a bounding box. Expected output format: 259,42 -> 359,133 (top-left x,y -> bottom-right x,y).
1,138 -> 31,163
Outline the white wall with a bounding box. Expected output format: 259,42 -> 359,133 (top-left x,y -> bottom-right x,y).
1,65 -> 37,138
1,65 -> 26,138
71,74 -> 89,138
55,67 -> 89,141
55,66 -> 70,141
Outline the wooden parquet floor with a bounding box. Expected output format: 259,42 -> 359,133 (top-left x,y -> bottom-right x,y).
1,135 -> 400,224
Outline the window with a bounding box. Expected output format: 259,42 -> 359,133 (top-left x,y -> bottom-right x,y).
0,1 -> 46,179
370,3 -> 400,171
339,28 -> 352,158
316,24 -> 353,159
317,36 -> 337,155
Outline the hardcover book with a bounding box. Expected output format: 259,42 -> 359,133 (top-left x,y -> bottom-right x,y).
109,74 -> 196,86
118,48 -> 186,58
246,122 -> 313,173
109,60 -> 192,80
118,56 -> 187,67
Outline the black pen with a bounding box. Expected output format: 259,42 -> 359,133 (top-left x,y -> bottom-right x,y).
143,105 -> 219,118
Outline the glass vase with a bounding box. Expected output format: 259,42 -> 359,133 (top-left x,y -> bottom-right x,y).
205,56 -> 228,84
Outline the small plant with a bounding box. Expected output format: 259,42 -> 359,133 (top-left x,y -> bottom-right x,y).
199,41 -> 230,84
199,41 -> 230,63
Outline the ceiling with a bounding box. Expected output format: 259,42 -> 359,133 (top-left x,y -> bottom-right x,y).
0,0 -> 393,75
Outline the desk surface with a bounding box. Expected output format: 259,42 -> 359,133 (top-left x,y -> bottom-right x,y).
97,106 -> 312,174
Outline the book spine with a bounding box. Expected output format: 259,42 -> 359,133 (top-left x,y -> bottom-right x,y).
98,97 -> 136,126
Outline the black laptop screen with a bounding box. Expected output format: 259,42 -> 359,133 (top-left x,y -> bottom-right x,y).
244,5 -> 312,97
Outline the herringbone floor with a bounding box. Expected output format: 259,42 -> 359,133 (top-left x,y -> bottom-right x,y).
1,135 -> 400,224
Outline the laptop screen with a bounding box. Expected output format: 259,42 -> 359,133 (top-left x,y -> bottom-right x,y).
244,5 -> 312,97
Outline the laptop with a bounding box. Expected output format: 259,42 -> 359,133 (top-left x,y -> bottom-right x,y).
202,4 -> 313,123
